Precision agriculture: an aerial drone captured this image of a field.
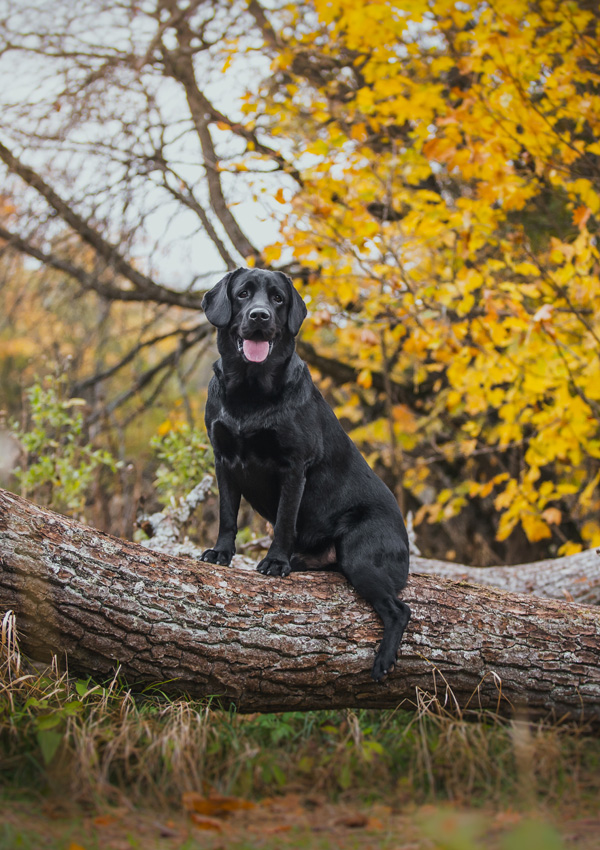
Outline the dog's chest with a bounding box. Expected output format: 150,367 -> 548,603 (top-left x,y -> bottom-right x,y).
211,419 -> 283,467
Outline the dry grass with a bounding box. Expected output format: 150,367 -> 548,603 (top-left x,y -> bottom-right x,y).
1,609 -> 599,814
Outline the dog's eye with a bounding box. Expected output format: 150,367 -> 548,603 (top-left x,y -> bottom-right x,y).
238,290 -> 249,299
272,293 -> 283,303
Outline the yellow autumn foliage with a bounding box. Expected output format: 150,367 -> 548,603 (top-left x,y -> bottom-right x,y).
248,0 -> 600,556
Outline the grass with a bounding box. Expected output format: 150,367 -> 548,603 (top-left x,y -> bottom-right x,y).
2,610 -> 600,848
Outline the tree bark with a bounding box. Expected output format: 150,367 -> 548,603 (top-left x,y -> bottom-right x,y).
137,484 -> 600,606
1,488 -> 599,722
412,551 -> 600,606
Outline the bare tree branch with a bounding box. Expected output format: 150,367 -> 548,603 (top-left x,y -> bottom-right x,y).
159,12 -> 262,264
89,322 -> 212,422
0,139 -> 200,304
161,170 -> 237,270
0,222 -> 203,309
72,323 -> 208,393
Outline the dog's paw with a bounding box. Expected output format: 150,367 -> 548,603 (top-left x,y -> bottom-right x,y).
257,556 -> 292,577
371,649 -> 397,683
200,548 -> 233,566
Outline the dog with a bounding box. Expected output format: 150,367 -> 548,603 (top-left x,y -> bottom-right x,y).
200,268 -> 410,681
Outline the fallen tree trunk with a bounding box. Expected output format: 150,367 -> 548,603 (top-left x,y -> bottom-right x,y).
137,485 -> 600,605
1,487 -> 599,722
412,551 -> 600,605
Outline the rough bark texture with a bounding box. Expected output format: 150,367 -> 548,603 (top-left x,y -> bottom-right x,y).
1,488 -> 599,722
412,551 -> 600,605
137,484 -> 600,606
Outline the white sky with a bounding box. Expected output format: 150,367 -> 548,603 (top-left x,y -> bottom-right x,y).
0,0 -> 295,291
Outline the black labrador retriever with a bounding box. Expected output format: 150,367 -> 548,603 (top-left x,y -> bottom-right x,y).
200,267 -> 410,680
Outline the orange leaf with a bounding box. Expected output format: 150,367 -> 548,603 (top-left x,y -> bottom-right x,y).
189,813 -> 223,831
93,815 -> 118,827
573,205 -> 591,228
532,303 -> 553,324
351,122 -> 368,142
541,507 -> 562,525
392,404 -> 417,433
182,791 -> 254,817
335,812 -> 368,828
360,328 -> 379,345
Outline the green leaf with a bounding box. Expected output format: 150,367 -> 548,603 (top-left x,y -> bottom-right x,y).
338,761 -> 352,790
75,680 -> 89,697
271,763 -> 287,787
36,729 -> 63,765
36,713 -> 63,730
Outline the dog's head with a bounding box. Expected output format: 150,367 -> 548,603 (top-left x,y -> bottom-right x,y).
202,268 -> 307,366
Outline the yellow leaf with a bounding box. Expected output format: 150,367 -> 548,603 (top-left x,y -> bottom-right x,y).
580,470 -> 600,508
337,280 -> 355,305
357,368 -> 372,389
581,521 -> 600,546
521,513 -> 552,542
558,541 -> 583,556
263,243 -> 282,263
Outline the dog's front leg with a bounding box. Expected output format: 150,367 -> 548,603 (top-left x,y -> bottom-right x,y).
257,469 -> 305,578
200,461 -> 240,566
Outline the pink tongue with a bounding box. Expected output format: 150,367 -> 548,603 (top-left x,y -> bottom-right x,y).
243,339 -> 270,363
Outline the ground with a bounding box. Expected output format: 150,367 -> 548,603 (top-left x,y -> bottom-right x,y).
2,792 -> 600,850
2,644 -> 600,850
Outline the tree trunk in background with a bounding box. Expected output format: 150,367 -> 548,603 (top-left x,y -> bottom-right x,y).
411,551 -> 600,605
1,488 -> 599,722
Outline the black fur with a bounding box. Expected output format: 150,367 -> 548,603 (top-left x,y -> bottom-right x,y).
200,268 -> 410,681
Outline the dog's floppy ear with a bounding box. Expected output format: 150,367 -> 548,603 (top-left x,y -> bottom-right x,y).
202,269 -> 242,327
277,272 -> 307,335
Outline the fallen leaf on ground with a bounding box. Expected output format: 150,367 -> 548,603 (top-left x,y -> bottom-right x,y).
264,824 -> 293,834
93,814 -> 118,827
335,812 -> 368,828
189,813 -> 224,831
182,791 -> 254,816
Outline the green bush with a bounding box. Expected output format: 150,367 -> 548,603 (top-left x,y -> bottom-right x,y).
10,375 -> 119,518
151,422 -> 214,507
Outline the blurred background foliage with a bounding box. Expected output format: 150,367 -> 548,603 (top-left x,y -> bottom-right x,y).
0,0 -> 599,564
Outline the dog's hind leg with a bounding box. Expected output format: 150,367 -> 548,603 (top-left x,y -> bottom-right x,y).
368,594 -> 411,681
337,529 -> 410,681
290,545 -> 338,572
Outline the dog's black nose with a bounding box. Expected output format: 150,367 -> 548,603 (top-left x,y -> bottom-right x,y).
249,307 -> 271,323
